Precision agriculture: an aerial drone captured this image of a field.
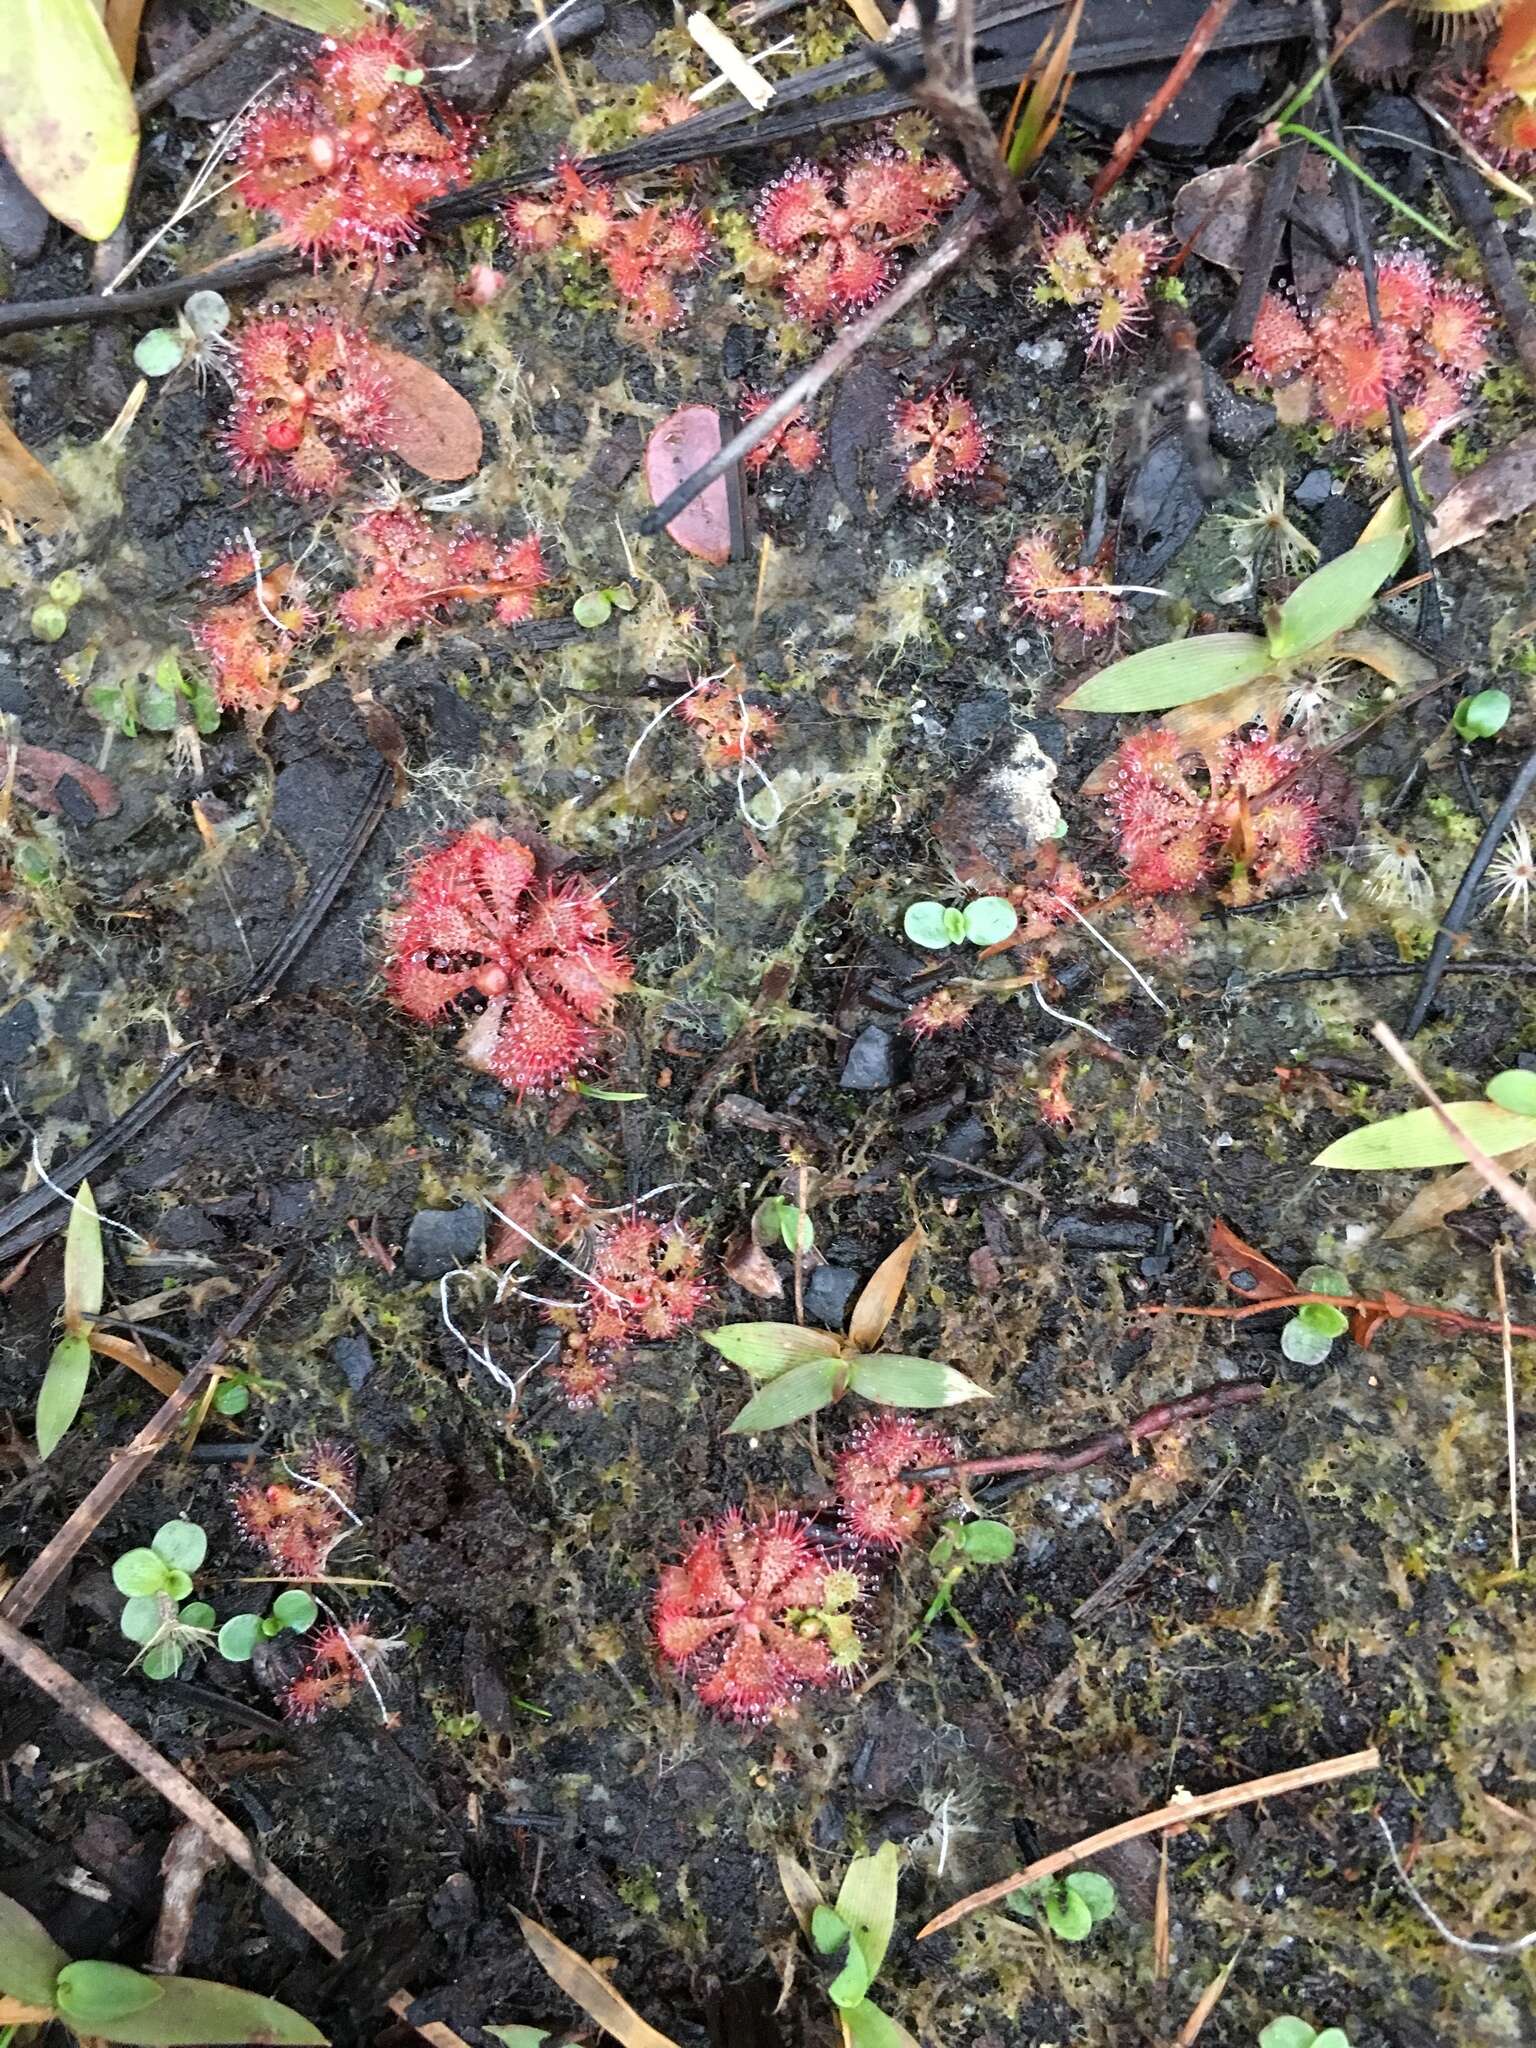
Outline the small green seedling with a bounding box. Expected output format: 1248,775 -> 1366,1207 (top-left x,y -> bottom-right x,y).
903,896 -> 1018,950
758,1196 -> 814,1253
1061,529 -> 1410,713
914,1516 -> 1015,1640
1280,1264 -> 1351,1366
0,1887 -> 325,2044
1258,2020 -> 1352,2048
217,1589 -> 318,1664
571,584 -> 637,630
1009,1869 -> 1118,1941
214,1374 -> 252,1416
65,644 -> 221,741
30,570 -> 85,643
112,1522 -> 215,1680
1314,1067 -> 1536,1170
132,289 -> 231,386
705,1231 -> 989,1433
1452,688 -> 1510,742
783,1843 -> 917,2045
36,1182 -> 104,1462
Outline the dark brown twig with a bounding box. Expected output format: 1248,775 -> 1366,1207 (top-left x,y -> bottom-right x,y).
1204,137 -> 1305,361
909,1381 -> 1265,1483
1089,0 -> 1240,210
1071,1465 -> 1237,1623
0,1252 -> 301,1629
1402,745 -> 1536,1036
150,1823 -> 225,1976
133,9 -> 298,115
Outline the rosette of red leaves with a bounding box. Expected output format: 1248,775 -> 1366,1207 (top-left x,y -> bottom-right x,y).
232,1444 -> 356,1578
835,1415 -> 955,1549
225,314 -> 391,496
505,157 -> 711,337
337,503 -> 550,632
654,1509 -> 842,1721
192,547 -> 316,713
754,148 -> 965,322
1109,728 -> 1321,901
890,389 -> 988,501
236,28 -> 475,263
383,827 -> 632,1095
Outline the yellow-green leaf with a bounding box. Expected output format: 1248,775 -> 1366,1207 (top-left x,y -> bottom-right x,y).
1266,533 -> 1409,662
37,1330 -> 91,1461
245,0 -> 371,28
1060,634 -> 1273,713
64,1179 -> 104,1326
727,1357 -> 843,1433
0,0 -> 139,241
515,1913 -> 682,2048
843,2001 -> 920,2048
0,1890 -> 69,2009
77,1974 -> 325,2045
703,1323 -> 842,1377
1313,1101 -> 1536,1171
848,1228 -> 922,1353
833,1843 -> 900,1983
848,1356 -> 989,1408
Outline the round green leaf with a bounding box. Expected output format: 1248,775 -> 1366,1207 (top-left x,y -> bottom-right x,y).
182,289 -> 230,339
162,1567 -> 194,1602
113,1547 -> 170,1597
1258,2022 -> 1319,2048
214,1382 -> 250,1415
179,1602 -> 216,1631
48,569 -> 84,608
56,1962 -> 164,2027
1453,688 -> 1509,740
903,901 -> 954,950
960,1519 -> 1015,1563
1487,1069 -> 1536,1119
1311,2032 -> 1352,2048
153,1520 -> 207,1573
119,1594 -> 163,1645
1296,1301 -> 1349,1338
962,896 -> 1018,946
217,1613 -> 262,1662
141,1638 -> 186,1681
133,327 -> 186,377
1044,1885 -> 1094,1941
572,591 -> 612,629
1297,1264 -> 1349,1299
1064,1870 -> 1117,1923
138,677 -> 179,731
608,583 -> 637,612
1280,1316 -> 1335,1366
272,1588 -> 318,1631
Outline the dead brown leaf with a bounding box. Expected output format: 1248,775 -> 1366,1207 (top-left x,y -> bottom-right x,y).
103,0 -> 149,82
10,744 -> 119,819
0,405 -> 72,533
1171,163 -> 1264,274
848,1226 -> 922,1353
644,405 -> 732,566
723,1229 -> 783,1300
515,1912 -> 683,2048
1208,1219 -> 1295,1302
1429,429 -> 1536,557
372,347 -> 483,482
775,1850 -> 824,1934
1382,1142 -> 1536,1240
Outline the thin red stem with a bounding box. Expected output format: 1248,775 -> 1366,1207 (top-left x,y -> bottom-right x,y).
909,1381 -> 1264,1483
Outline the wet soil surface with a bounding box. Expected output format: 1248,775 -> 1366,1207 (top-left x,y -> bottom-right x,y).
2,5 -> 1535,2047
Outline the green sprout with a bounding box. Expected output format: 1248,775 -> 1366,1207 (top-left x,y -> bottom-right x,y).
914,1516 -> 1015,1641
758,1195 -> 814,1253
112,1522 -> 214,1680
1009,1868 -> 1118,1941
1451,688 -> 1511,742
1258,2021 -> 1353,2048
217,1589 -> 318,1664
36,1182 -> 103,1462
1280,1264 -> 1351,1366
903,895 -> 1018,950
571,584 -> 637,630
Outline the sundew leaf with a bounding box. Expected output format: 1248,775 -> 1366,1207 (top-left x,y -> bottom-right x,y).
1266,533 -> 1409,662
0,0 -> 139,241
36,1330 -> 91,1461
63,1179 -> 104,1325
1314,1100 -> 1536,1170
0,1888 -> 70,2007
703,1324 -> 842,1377
1060,634 -> 1273,713
832,1842 -> 901,1983
727,1357 -> 843,1433
848,1356 -> 989,1408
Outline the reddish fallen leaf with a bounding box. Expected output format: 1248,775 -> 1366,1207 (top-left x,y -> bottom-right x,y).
371,347 -> 483,482
1207,1219 -> 1294,1302
1171,163 -> 1264,275
644,405 -> 731,565
1428,428 -> 1536,558
0,408 -> 72,533
722,1230 -> 783,1301
9,744 -> 119,819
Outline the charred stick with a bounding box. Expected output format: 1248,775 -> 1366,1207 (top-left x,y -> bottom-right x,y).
134,10 -> 303,115
1204,137 -> 1304,362
1402,744 -> 1536,1037
909,1381 -> 1265,1484
641,201 -> 987,538
1089,0 -> 1240,210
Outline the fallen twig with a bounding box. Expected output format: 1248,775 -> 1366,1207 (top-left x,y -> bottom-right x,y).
1143,1288 -> 1536,1343
0,1614 -> 467,2048
1401,746 -> 1536,1037
1493,1243 -> 1521,1574
909,1382 -> 1264,1485
133,8 -> 299,115
917,1746 -> 1380,1936
1089,0 -> 1239,210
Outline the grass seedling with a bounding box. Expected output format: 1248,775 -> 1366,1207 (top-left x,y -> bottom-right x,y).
35,1180 -> 103,1461
779,1843 -> 916,2045
912,1516 -> 1015,1641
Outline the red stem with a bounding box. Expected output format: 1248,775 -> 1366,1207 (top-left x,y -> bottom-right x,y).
909,1380 -> 1265,1482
